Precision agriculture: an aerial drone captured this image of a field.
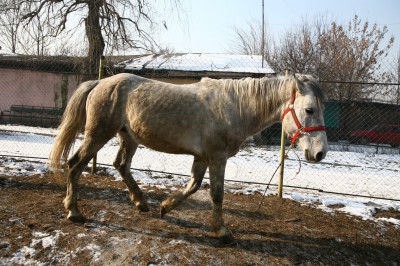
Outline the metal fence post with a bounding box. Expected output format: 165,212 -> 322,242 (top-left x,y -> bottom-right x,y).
91,55 -> 105,175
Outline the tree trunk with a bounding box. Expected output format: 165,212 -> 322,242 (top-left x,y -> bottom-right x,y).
84,0 -> 104,80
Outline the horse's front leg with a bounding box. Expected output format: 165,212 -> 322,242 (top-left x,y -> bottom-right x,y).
209,155 -> 234,244
160,156 -> 207,216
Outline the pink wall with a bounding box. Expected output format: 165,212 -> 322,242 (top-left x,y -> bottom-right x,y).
0,68 -> 80,112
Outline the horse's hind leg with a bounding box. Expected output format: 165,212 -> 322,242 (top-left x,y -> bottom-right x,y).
160,156 -> 208,216
64,137 -> 109,222
113,129 -> 149,212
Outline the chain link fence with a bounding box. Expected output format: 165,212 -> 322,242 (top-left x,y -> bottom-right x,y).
0,53 -> 399,201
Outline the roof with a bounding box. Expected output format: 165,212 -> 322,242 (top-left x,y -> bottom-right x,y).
114,53 -> 275,77
0,54 -> 84,73
0,52 -> 18,57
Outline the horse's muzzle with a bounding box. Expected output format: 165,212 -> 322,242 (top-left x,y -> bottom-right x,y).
305,149 -> 325,162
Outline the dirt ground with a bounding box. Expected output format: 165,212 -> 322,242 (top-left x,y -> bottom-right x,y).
1,172 -> 399,265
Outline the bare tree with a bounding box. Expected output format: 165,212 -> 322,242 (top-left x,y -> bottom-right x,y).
0,0 -> 23,53
273,20 -> 322,75
397,50 -> 400,105
383,49 -> 400,105
397,51 -> 400,105
231,15 -> 395,102
230,21 -> 277,69
12,0 -> 182,76
0,0 -> 66,55
19,7 -> 53,56
318,16 -> 395,101
231,22 -> 265,55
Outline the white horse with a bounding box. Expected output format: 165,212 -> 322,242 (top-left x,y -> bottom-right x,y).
50,73 -> 327,243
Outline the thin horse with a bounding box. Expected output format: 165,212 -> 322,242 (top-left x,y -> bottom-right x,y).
49,73 -> 328,243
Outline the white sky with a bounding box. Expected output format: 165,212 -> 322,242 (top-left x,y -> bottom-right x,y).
156,0 -> 400,59
1,0 -> 399,61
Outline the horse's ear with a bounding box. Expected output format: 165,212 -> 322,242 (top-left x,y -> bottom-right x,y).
292,74 -> 306,95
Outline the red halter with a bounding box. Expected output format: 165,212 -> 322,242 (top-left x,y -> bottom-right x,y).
281,91 -> 326,145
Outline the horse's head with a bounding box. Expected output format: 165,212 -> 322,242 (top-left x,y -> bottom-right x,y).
281,74 -> 328,162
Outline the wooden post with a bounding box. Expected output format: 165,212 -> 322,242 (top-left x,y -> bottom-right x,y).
91,55 -> 105,175
278,68 -> 289,197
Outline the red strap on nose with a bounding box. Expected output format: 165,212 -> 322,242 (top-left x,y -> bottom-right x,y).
303,126 -> 326,132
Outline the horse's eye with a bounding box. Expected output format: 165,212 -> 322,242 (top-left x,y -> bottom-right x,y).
305,108 -> 314,115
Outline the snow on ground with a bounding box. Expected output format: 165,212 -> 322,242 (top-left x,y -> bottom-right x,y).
3,229 -> 103,265
4,230 -> 67,265
0,124 -> 399,227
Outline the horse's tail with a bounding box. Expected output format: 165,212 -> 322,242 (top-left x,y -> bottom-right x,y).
49,80 -> 99,172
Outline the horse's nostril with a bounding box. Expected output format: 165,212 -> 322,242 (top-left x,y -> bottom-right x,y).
316,152 -> 324,162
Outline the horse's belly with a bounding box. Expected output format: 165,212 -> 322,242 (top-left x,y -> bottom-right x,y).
131,126 -> 203,156
142,140 -> 196,155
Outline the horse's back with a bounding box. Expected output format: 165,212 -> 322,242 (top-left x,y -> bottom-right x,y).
123,77 -> 208,155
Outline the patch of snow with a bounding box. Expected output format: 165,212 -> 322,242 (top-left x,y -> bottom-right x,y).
378,217 -> 400,226
286,192 -> 400,225
82,243 -> 102,262
31,230 -> 65,249
4,246 -> 38,265
1,230 -> 66,265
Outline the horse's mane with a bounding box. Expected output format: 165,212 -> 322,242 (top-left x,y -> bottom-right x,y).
200,75 -> 325,121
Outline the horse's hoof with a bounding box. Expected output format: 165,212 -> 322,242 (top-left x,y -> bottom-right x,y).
160,199 -> 173,218
136,202 -> 150,212
160,206 -> 167,218
160,203 -> 174,218
217,227 -> 235,245
160,200 -> 175,217
67,213 -> 86,224
220,234 -> 235,245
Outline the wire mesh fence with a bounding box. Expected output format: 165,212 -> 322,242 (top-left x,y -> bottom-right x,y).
0,53 -> 399,201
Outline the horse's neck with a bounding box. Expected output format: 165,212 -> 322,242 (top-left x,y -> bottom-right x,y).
229,78 -> 289,134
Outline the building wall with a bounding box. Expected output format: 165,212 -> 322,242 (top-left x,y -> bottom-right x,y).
0,68 -> 80,112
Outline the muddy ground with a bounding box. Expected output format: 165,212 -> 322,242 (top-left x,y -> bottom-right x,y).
1,172 -> 399,265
